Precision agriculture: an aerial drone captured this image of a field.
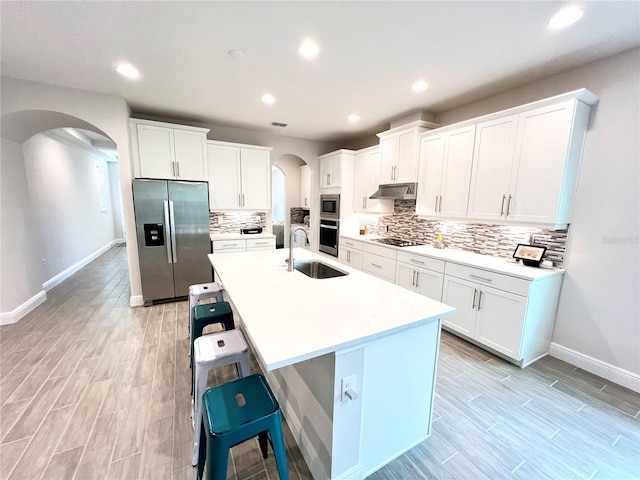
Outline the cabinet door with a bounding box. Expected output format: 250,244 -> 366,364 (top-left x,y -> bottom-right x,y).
439,126 -> 475,218
467,116 -> 518,221
208,144 -> 241,209
395,128 -> 419,183
330,156 -> 342,187
442,276 -> 478,337
474,286 -> 527,360
508,102 -> 574,224
348,248 -> 363,270
240,148 -> 270,210
379,135 -> 396,183
319,156 -> 332,188
300,165 -> 311,208
415,268 -> 444,301
173,129 -> 207,181
395,263 -> 417,292
416,133 -> 444,216
136,124 -> 175,179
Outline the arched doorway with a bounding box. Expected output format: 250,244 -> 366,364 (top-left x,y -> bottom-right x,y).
1,110 -> 125,323
272,154 -> 308,249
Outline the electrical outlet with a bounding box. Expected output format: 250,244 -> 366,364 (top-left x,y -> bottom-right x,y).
217,216 -> 224,225
341,374 -> 356,401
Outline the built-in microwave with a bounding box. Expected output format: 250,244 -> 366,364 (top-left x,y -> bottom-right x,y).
320,194 -> 340,220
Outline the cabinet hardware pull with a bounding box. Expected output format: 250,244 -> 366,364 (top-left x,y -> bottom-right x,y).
415,271 -> 420,288
242,194 -> 245,207
409,259 -> 425,265
371,263 -> 382,269
472,288 -> 477,309
506,194 -> 512,216
439,195 -> 443,213
223,243 -> 239,247
434,195 -> 438,212
238,194 -> 241,207
500,194 -> 506,215
394,166 -> 398,180
255,242 -> 268,245
347,251 -> 351,262
327,173 -> 330,185
176,162 -> 180,177
412,270 -> 416,286
170,161 -> 175,177
478,290 -> 483,310
469,274 -> 492,282
304,198 -> 307,206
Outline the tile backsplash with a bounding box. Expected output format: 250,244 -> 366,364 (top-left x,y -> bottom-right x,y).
290,208 -> 310,225
358,200 -> 567,267
209,212 -> 266,234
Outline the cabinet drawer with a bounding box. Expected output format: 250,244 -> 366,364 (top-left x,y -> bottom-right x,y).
363,243 -> 398,260
362,252 -> 396,281
213,239 -> 246,252
396,251 -> 445,273
445,262 -> 530,296
340,238 -> 364,250
246,237 -> 275,250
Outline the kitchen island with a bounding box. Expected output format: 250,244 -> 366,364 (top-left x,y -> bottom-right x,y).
208,249 -> 455,480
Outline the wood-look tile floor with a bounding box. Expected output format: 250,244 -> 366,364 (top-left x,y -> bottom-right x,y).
1,246 -> 639,480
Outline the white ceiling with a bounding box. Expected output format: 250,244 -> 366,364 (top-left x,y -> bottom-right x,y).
2,1 -> 639,143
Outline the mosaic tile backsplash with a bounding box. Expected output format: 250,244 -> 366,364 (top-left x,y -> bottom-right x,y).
209,212 -> 267,234
290,208 -> 310,225
358,200 -> 567,268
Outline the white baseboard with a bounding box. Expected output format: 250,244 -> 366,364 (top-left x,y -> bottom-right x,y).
0,290 -> 47,325
43,240 -> 121,292
113,238 -> 125,245
129,295 -> 144,307
549,342 -> 640,393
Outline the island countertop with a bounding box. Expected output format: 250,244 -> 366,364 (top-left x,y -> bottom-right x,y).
209,248 -> 456,371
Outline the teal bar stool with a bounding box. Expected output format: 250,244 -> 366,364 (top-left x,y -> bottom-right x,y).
191,302 -> 235,394
196,374 -> 289,480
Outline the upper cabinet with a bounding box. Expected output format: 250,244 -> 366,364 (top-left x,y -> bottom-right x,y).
353,146 -> 393,213
319,150 -> 355,190
377,121 -> 436,184
467,96 -> 594,228
207,141 -> 272,210
130,119 -> 209,181
300,165 -> 311,208
416,125 -> 475,218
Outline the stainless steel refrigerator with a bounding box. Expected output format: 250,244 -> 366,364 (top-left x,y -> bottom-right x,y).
133,179 -> 212,305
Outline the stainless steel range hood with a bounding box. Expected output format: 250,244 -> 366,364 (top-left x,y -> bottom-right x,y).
369,182 -> 417,200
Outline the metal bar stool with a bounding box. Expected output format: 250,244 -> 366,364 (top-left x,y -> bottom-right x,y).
189,282 -> 225,345
196,374 -> 289,480
192,329 -> 251,466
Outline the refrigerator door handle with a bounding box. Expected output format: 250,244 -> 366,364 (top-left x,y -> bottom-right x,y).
163,200 -> 173,264
168,200 -> 178,263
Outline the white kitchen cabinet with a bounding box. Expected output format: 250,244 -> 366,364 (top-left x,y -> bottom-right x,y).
378,121 -> 435,184
131,119 -> 209,181
212,237 -> 275,253
300,165 -> 311,208
467,95 -> 594,228
338,237 -> 364,270
319,151 -> 343,188
353,146 -> 393,213
416,125 -> 475,218
207,141 -> 272,210
442,262 -> 562,367
362,243 -> 397,282
395,252 -> 444,301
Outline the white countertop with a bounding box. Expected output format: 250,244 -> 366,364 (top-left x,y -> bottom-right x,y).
208,249 -> 456,371
210,232 -> 276,241
341,234 -> 564,281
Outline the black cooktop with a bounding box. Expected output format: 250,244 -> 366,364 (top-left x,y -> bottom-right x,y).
370,237 -> 425,247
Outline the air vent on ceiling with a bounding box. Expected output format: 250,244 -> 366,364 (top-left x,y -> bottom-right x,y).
271,122 -> 288,128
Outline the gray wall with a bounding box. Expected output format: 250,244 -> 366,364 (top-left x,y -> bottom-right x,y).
434,47 -> 640,376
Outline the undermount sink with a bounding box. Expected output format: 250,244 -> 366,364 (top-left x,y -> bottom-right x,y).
294,260 -> 348,279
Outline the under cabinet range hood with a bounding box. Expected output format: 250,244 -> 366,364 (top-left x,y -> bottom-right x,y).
369,182 -> 417,200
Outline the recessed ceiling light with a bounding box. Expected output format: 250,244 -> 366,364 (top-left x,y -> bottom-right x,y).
116,63 -> 140,79
298,39 -> 319,59
411,80 -> 429,92
227,50 -> 245,59
548,5 -> 584,29
261,93 -> 276,105
348,114 -> 360,122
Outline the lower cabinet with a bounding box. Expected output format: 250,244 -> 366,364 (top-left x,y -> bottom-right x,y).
395,252 -> 444,301
338,237 -> 364,270
212,237 -> 275,253
362,244 -> 397,283
442,263 -> 562,366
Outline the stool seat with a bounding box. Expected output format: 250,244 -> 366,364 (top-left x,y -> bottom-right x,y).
197,374 -> 289,480
189,282 -> 225,346
192,330 -> 251,466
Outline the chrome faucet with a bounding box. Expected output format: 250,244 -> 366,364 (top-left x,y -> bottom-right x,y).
288,226 -> 311,272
